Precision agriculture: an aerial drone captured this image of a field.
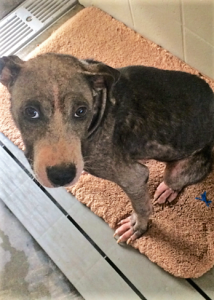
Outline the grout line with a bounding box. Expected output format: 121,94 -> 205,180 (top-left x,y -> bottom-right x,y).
128,0 -> 135,29
67,214 -> 147,300
180,0 -> 186,61
184,26 -> 214,49
186,279 -> 212,300
180,0 -> 214,63
0,140 -> 146,300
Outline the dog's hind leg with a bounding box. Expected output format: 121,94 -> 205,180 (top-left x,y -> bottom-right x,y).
154,146 -> 213,204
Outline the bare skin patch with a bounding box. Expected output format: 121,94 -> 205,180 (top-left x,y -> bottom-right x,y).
2,52 -> 214,244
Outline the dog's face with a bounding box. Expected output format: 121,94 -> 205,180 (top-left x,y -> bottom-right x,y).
0,53 -> 120,187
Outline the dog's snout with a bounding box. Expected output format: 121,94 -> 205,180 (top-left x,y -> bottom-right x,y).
46,163 -> 76,187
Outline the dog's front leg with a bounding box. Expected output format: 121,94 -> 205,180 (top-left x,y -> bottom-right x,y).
114,163 -> 152,244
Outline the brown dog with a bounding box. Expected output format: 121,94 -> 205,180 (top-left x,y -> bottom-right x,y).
1,53 -> 214,243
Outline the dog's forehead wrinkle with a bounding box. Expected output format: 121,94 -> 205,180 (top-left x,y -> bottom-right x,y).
28,54 -> 83,76
16,55 -> 93,105
23,69 -> 90,102
52,84 -> 60,109
14,74 -> 93,116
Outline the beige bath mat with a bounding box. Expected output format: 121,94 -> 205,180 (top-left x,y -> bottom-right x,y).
0,7 -> 214,278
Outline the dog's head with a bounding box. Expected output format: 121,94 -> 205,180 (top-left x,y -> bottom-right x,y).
0,53 -> 120,187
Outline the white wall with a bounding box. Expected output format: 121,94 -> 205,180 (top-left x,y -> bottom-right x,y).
79,0 -> 214,79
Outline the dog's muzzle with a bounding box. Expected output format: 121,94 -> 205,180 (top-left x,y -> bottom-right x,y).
46,163 -> 76,187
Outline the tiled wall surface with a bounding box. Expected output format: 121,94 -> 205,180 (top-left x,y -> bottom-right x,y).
79,0 -> 214,79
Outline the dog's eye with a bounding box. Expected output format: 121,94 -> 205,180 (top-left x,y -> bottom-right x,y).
25,107 -> 40,119
74,107 -> 87,118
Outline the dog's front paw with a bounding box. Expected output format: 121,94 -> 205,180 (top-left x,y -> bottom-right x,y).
114,213 -> 148,244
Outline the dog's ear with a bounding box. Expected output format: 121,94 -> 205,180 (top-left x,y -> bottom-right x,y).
0,55 -> 24,89
80,59 -> 120,91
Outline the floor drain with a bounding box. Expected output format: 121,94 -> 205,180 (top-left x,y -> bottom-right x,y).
0,0 -> 77,57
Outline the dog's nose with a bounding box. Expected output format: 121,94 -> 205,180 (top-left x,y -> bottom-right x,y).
46,163 -> 76,187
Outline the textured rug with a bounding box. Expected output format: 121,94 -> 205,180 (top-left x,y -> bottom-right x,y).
0,6 -> 214,279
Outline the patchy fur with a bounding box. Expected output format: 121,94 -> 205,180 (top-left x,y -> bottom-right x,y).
1,53 -> 214,242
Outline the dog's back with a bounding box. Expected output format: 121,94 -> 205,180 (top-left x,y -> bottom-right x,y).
113,66 -> 214,161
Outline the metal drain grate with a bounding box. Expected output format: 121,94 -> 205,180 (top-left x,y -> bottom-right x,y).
0,0 -> 77,57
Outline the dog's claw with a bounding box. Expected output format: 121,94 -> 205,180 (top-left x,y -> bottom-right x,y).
114,214 -> 148,244
117,217 -> 131,226
126,238 -> 132,245
117,236 -> 123,244
113,231 -> 118,238
116,231 -> 133,244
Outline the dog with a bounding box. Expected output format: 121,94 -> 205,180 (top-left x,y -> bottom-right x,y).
1,53 -> 214,244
